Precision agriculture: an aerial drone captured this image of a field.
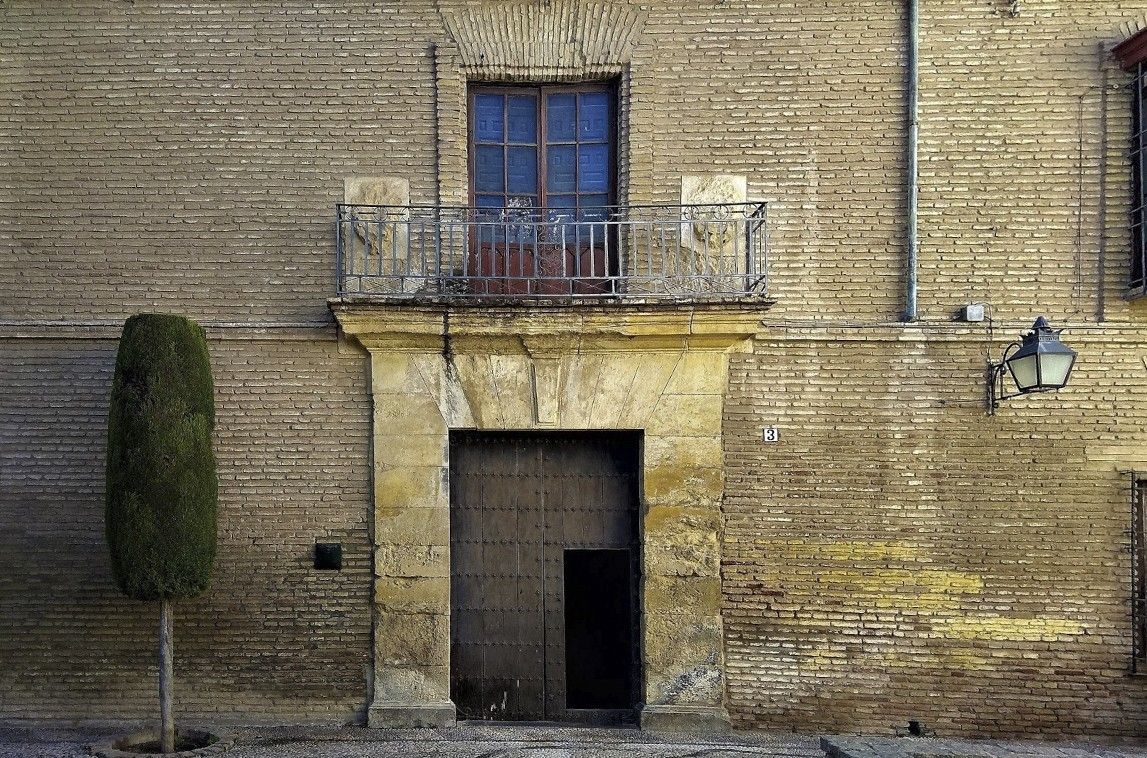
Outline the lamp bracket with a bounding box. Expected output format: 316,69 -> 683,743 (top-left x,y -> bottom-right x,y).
986,341 -> 1021,415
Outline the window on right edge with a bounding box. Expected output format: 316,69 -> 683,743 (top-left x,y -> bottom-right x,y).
1132,62 -> 1147,294
1133,475 -> 1147,672
1116,28 -> 1147,295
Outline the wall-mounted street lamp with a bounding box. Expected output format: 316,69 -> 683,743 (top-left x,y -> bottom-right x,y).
987,316 -> 1077,415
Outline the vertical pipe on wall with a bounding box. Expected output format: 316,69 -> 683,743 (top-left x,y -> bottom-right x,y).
905,0 -> 920,322
1097,60 -> 1109,323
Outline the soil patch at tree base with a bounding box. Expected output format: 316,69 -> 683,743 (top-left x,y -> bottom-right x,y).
92,726 -> 231,757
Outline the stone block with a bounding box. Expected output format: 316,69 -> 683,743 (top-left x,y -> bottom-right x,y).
644,575 -> 721,617
343,178 -> 412,285
587,356 -> 642,428
645,664 -> 725,708
485,354 -> 535,428
376,433 -> 448,469
681,174 -> 747,206
449,354 -> 500,427
370,352 -> 418,394
376,577 -> 451,614
680,175 -> 748,276
640,704 -> 731,733
643,612 -> 725,706
643,464 -> 724,509
558,355 -> 607,428
375,544 -> 449,578
375,466 -> 446,512
372,664 -> 451,704
345,176 -> 410,207
531,357 -> 561,425
439,368 -> 477,427
375,506 -> 449,549
663,352 -> 729,396
374,393 -> 445,436
643,505 -> 720,578
644,536 -> 720,581
376,610 -> 449,666
616,353 -> 683,427
644,435 -> 723,471
368,701 -> 457,729
644,393 -> 723,437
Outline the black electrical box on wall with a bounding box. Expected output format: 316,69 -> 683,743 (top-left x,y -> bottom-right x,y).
314,542 -> 342,571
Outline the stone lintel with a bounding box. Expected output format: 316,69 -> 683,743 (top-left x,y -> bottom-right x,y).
331,301 -> 762,354
368,701 -> 457,729
639,704 -> 731,733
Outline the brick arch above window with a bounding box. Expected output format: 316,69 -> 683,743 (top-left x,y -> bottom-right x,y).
437,0 -> 646,78
432,3 -> 646,208
433,43 -> 635,209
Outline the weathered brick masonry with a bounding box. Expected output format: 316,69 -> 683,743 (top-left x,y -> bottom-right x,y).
4,0 -> 1147,738
0,333 -> 372,721
725,330 -> 1147,736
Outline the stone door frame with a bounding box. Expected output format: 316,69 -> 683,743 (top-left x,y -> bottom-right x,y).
333,301 -> 761,731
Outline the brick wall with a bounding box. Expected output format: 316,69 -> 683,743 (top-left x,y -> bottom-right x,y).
0,333 -> 372,722
1,0 -> 909,321
2,1 -> 1137,324
724,329 -> 1147,737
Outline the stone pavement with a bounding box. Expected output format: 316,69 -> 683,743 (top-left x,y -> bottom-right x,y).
2,722 -> 1147,758
0,723 -> 822,758
821,736 -> 1147,758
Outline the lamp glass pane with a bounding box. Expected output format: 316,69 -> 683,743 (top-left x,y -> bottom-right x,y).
1007,353 -> 1040,391
1039,353 -> 1075,388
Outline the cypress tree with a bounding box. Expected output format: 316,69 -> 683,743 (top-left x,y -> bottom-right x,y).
106,313 -> 217,753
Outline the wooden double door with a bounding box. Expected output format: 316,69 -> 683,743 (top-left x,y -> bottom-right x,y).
449,431 -> 640,723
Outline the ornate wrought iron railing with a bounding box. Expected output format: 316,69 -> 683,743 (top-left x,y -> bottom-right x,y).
335,202 -> 768,299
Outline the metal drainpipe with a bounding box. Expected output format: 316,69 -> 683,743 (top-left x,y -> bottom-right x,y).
905,0 -> 920,322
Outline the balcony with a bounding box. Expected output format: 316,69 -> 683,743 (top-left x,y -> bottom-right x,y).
335,203 -> 769,301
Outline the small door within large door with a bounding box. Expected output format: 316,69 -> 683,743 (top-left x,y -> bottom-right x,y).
449,431 -> 640,723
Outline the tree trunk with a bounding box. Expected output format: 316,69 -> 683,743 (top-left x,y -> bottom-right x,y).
159,598 -> 175,753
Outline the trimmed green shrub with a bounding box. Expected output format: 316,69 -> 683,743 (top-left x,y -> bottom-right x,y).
105,314 -> 217,601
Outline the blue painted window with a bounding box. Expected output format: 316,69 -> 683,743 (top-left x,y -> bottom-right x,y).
474,94 -> 504,143
507,95 -> 537,144
546,94 -> 577,142
469,84 -> 614,216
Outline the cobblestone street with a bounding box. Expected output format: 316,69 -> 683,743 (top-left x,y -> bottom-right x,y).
4,723 -> 1147,758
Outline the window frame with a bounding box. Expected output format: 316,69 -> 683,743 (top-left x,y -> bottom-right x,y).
466,81 -> 619,215
1133,474 -> 1147,672
1115,29 -> 1147,297
1132,63 -> 1147,296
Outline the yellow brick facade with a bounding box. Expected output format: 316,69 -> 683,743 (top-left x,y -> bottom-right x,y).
4,0 -> 1147,738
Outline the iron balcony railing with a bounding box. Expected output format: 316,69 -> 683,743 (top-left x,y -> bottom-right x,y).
335,202 -> 768,299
